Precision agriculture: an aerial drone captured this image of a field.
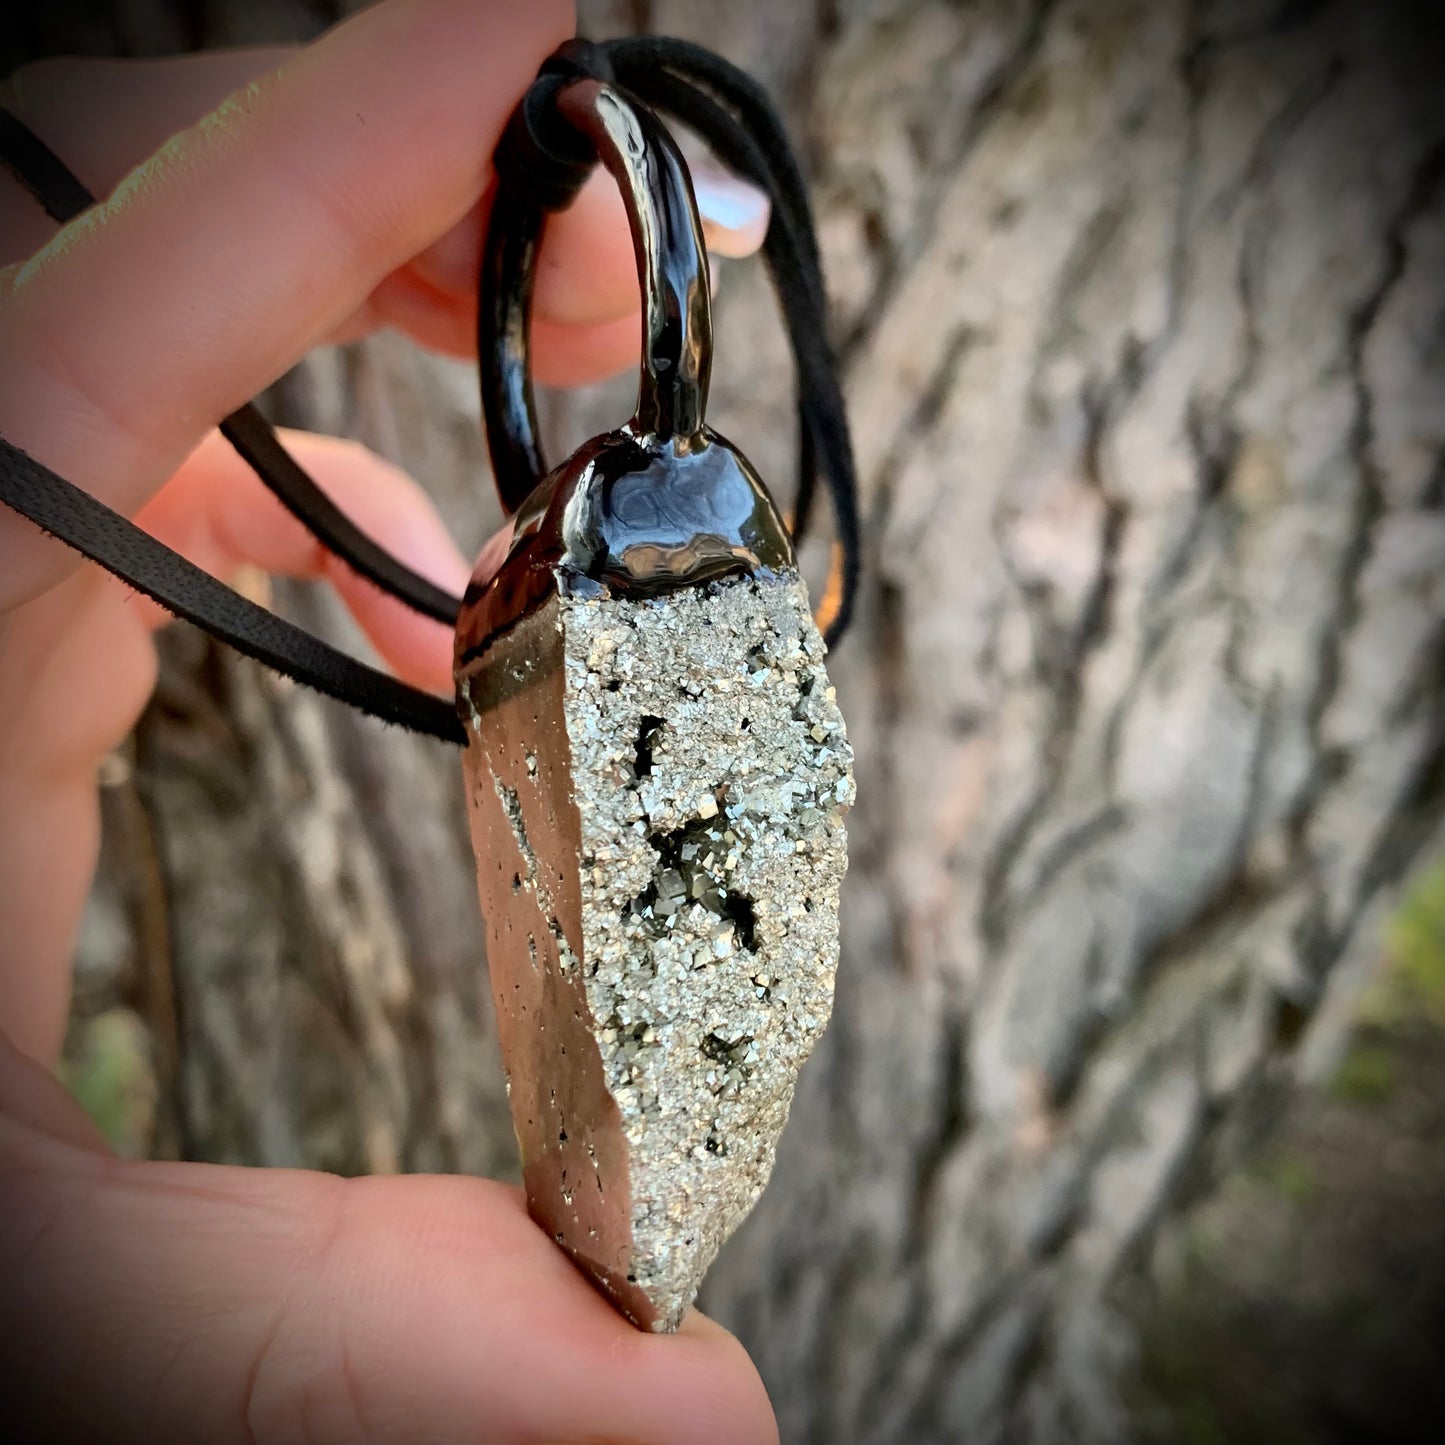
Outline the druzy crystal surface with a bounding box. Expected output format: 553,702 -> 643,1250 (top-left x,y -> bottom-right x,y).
458,572 -> 852,1329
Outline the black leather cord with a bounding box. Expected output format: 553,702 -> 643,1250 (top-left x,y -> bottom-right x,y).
0,437 -> 466,742
0,102 -> 466,742
492,41 -> 608,210
0,106 -> 464,628
0,106 -> 93,219
217,406 -> 458,624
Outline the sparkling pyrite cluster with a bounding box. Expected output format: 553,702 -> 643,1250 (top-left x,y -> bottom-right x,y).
458,571 -> 852,1329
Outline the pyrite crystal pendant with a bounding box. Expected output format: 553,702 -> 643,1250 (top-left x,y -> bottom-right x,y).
457,74 -> 853,1329
457,574 -> 851,1330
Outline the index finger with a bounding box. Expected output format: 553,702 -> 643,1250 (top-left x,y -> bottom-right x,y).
0,0 -> 573,610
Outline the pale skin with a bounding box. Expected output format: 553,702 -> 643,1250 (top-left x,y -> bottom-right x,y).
0,2 -> 779,1440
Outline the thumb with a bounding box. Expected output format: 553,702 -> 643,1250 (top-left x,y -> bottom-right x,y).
0,0 -> 573,608
1,1063 -> 778,1444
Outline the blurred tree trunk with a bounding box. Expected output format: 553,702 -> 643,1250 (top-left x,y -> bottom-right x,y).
49,0 -> 1445,1440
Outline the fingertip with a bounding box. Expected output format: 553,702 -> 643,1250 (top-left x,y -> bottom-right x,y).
534,169 -> 639,325
323,567 -> 458,694
407,164 -> 640,331
674,1305 -> 732,1341
0,1029 -> 113,1151
691,154 -> 772,258
268,431 -> 467,693
404,200 -> 486,301
532,309 -> 640,387
374,282 -> 642,390
620,1309 -> 781,1445
142,428 -> 465,693
323,1173 -> 781,1445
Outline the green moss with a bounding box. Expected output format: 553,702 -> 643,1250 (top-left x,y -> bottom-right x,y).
1382,854 -> 1445,1026
1133,1334 -> 1229,1445
1174,1395 -> 1230,1445
1132,1315 -> 1318,1445
58,1009 -> 156,1157
1340,855 -> 1445,1092
1329,1042 -> 1397,1106
1264,1152 -> 1316,1205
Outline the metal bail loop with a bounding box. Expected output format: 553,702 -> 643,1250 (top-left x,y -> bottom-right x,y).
479,75 -> 714,514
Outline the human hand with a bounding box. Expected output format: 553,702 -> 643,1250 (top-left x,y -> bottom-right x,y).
0,2 -> 778,1440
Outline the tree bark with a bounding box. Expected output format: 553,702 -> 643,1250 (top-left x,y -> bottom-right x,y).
50,0 -> 1445,1440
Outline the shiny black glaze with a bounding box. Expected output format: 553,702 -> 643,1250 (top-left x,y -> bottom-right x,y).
462,76 -> 793,682
479,78 -> 715,516
456,425 -> 794,669
556,79 -> 713,445
477,183 -> 548,515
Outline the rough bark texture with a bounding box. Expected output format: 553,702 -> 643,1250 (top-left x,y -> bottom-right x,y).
46,1 -> 1445,1440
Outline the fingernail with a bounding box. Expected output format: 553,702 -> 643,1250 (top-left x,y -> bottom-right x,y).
691,157 -> 770,259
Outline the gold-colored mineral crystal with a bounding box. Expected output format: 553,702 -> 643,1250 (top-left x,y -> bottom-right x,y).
458,572 -> 852,1329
